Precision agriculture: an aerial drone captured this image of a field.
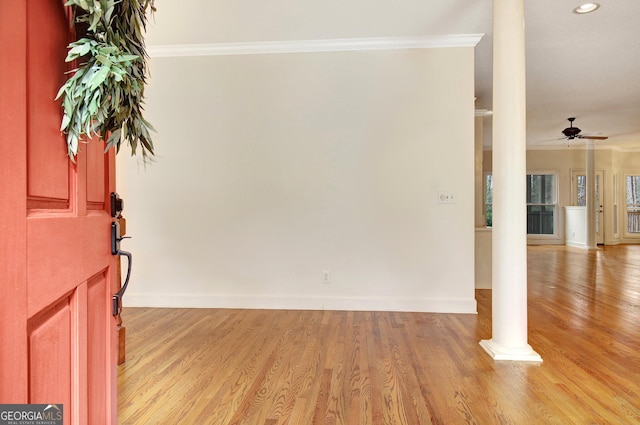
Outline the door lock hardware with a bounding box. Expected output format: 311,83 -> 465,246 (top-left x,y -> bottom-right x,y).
110,192 -> 124,218
111,221 -> 132,316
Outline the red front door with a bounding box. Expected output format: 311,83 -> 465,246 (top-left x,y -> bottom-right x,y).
1,2 -> 118,424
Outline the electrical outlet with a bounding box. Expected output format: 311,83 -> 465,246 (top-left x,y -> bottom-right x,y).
322,270 -> 331,284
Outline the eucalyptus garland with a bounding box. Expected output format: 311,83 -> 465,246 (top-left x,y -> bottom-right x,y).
56,0 -> 156,161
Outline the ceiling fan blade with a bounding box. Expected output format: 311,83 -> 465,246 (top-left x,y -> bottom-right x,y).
581,136 -> 608,140
535,136 -> 566,144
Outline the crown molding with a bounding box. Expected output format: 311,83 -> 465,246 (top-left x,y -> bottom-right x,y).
147,34 -> 484,58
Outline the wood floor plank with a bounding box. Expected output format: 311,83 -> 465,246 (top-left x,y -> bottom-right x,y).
118,245 -> 640,424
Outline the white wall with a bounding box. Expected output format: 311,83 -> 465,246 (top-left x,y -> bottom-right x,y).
117,47 -> 477,313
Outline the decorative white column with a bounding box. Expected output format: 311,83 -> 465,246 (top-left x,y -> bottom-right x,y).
480,0 -> 542,361
586,140 -> 597,249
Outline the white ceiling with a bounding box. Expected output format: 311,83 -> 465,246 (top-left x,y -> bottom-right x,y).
146,0 -> 640,149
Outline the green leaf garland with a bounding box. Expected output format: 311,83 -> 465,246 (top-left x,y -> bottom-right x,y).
57,0 -> 156,161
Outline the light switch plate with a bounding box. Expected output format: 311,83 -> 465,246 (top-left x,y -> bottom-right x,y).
438,191 -> 456,204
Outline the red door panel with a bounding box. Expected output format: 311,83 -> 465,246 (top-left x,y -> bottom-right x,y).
88,274 -> 109,425
26,0 -> 70,205
1,2 -> 118,424
27,215 -> 111,316
87,142 -> 107,207
28,300 -> 73,410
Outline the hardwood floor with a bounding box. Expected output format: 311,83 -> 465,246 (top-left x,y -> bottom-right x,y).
118,245 -> 640,424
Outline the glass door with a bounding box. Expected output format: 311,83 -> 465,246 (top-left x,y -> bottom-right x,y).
572,170 -> 605,244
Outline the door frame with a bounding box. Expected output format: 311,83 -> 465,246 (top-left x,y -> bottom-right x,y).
0,0 -> 30,401
571,169 -> 605,244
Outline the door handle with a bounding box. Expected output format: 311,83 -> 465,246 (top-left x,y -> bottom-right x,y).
111,221 -> 132,316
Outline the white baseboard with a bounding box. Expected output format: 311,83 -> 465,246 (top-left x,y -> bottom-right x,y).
565,241 -> 588,249
124,293 -> 477,314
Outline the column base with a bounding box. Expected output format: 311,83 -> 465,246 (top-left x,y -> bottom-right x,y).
480,339 -> 542,362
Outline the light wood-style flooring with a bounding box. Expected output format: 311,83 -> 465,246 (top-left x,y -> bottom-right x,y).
118,245 -> 640,424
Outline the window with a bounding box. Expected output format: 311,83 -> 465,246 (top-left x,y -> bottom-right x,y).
625,175 -> 640,234
576,175 -> 586,206
485,174 -> 493,227
484,173 -> 556,234
526,174 -> 555,234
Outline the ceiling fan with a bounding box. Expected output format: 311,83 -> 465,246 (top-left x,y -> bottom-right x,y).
560,117 -> 608,141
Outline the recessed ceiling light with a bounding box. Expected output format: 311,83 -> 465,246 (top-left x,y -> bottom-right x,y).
574,3 -> 600,14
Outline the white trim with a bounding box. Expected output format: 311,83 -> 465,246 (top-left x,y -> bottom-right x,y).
475,109 -> 493,117
125,293 -> 477,314
147,34 -> 484,58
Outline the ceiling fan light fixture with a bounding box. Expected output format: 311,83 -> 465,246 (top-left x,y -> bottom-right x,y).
574,3 -> 600,14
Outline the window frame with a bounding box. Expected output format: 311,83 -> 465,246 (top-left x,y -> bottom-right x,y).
525,172 -> 558,237
623,173 -> 640,239
483,171 -> 559,238
484,172 -> 493,227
